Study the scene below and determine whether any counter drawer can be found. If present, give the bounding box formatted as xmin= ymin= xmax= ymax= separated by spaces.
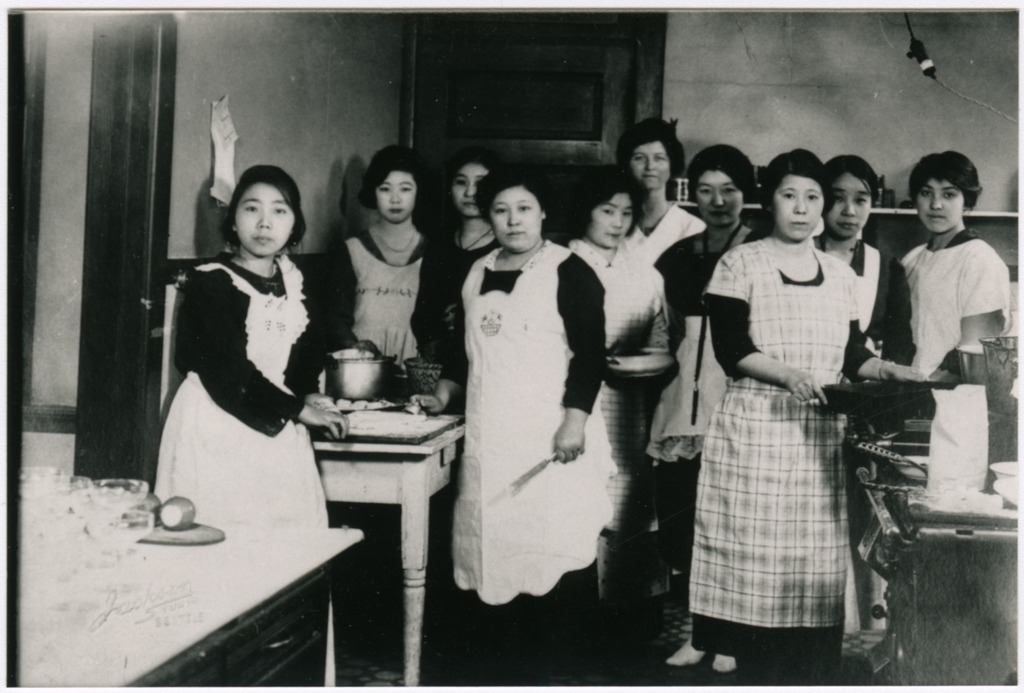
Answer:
xmin=132 ymin=566 xmax=330 ymax=687
xmin=225 ymin=568 xmax=330 ymax=686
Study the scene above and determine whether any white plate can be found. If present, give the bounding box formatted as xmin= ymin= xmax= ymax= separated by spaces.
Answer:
xmin=994 ymin=478 xmax=1019 ymax=507
xmin=606 ymin=353 xmax=674 ymax=378
xmin=990 ymin=462 xmax=1019 ymax=480
xmin=892 ymin=455 xmax=929 ymax=481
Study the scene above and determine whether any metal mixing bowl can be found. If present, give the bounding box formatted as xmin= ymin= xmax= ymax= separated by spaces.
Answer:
xmin=325 ymin=355 xmax=395 ymax=400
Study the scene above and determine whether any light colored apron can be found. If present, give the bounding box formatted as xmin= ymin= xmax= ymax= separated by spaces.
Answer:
xmin=453 ymin=242 xmax=615 ymax=605
xmin=569 ymin=240 xmax=669 ymax=601
xmin=156 ymin=257 xmax=327 ymax=530
xmin=856 ymin=243 xmax=881 ymax=353
xmin=347 ymin=237 xmax=421 ymax=365
xmin=623 ymin=205 xmax=705 ymax=267
xmin=690 ymin=244 xmax=854 ymax=628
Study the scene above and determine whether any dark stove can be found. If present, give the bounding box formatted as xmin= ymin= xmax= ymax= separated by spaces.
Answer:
xmin=829 ymin=380 xmax=1018 ymax=685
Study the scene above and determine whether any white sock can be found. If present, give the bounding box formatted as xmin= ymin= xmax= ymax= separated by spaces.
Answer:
xmin=666 ymin=641 xmax=705 ymax=666
xmin=711 ymin=654 xmax=736 ymax=673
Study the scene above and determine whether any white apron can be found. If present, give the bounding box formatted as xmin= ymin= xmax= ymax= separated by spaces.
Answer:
xmin=156 ymin=257 xmax=328 ymax=530
xmin=453 ymin=242 xmax=615 ymax=605
xmin=622 ymin=205 xmax=705 ymax=267
xmin=348 ymin=237 xmax=420 ymax=365
xmin=856 ymin=242 xmax=881 ymax=353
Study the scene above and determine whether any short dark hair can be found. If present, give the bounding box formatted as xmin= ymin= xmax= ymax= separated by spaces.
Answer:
xmin=357 ymin=145 xmax=429 ymax=209
xmin=475 ymin=165 xmax=550 ymax=220
xmin=569 ymin=166 xmax=643 ymax=238
xmin=823 ymin=155 xmax=879 ymax=213
xmin=687 ymin=144 xmax=756 ymax=201
xmin=221 ymin=165 xmax=306 ymax=247
xmin=443 ymin=146 xmax=502 ymax=229
xmin=908 ymin=151 xmax=982 ymax=208
xmin=759 ymin=149 xmax=828 ymax=210
xmin=446 ymin=146 xmax=502 ymax=183
xmin=616 ymin=118 xmax=686 ymax=178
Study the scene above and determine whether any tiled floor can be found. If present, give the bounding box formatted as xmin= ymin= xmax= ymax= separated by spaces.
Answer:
xmin=329 ymin=499 xmax=886 ymax=687
xmin=332 ymin=570 xmax=885 ymax=687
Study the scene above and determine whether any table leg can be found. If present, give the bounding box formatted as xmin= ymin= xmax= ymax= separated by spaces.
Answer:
xmin=400 ymin=457 xmax=433 ymax=686
xmin=402 ymin=567 xmax=426 ymax=687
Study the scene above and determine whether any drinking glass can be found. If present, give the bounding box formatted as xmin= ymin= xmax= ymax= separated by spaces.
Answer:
xmin=85 ymin=479 xmax=151 ymax=561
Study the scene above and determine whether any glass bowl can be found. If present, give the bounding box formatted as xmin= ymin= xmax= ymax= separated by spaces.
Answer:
xmin=91 ymin=478 xmax=149 ymax=513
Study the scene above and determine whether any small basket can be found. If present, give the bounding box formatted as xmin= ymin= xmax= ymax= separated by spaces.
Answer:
xmin=405 ymin=357 xmax=443 ymax=396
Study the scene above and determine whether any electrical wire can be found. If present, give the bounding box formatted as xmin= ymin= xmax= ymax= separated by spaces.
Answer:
xmin=933 ymin=76 xmax=1018 ymax=124
xmin=904 ymin=13 xmax=916 ymax=40
xmin=904 ymin=13 xmax=1018 ymax=125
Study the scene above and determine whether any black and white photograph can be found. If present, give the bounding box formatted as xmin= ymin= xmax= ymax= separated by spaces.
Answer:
xmin=8 ymin=4 xmax=1020 ymax=688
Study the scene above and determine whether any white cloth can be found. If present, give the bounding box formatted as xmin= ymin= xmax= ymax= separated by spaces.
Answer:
xmin=901 ymin=236 xmax=1011 ymax=376
xmin=647 ymin=227 xmax=754 ymax=461
xmin=857 ymin=243 xmax=881 ymax=335
xmin=156 ymin=258 xmax=327 ymax=530
xmin=347 ymin=237 xmax=421 ymax=366
xmin=622 ymin=205 xmax=705 ymax=267
xmin=453 ymin=242 xmax=615 ymax=605
xmin=568 ymin=240 xmax=668 ymax=354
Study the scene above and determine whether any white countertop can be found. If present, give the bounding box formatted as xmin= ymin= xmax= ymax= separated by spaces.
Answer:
xmin=17 ymin=525 xmax=363 ymax=687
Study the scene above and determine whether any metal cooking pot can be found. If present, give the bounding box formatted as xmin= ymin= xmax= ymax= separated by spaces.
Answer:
xmin=325 ymin=355 xmax=395 ymax=400
xmin=980 ymin=336 xmax=1018 ymax=414
xmin=957 ymin=345 xmax=987 ymax=385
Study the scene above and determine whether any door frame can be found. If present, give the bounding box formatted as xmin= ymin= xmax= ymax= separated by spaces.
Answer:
xmin=400 ymin=12 xmax=667 ymax=150
xmin=73 ymin=14 xmax=177 ymax=483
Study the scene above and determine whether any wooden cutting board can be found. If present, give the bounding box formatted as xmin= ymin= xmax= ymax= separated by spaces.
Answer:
xmin=343 ymin=411 xmax=462 ymax=445
xmin=139 ymin=523 xmax=226 ymax=546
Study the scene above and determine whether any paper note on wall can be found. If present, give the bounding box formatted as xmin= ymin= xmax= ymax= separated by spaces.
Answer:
xmin=210 ymin=95 xmax=239 ymax=206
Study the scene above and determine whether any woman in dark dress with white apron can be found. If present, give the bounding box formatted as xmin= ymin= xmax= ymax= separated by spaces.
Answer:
xmin=568 ymin=166 xmax=671 ymax=635
xmin=414 ymin=167 xmax=614 ymax=683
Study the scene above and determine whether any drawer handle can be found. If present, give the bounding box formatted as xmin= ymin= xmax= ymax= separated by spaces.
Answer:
xmin=263 ymin=635 xmax=296 ymax=650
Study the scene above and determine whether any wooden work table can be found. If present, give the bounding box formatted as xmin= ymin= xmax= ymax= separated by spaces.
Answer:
xmin=315 ymin=418 xmax=465 ymax=687
xmin=16 ymin=526 xmax=364 ymax=686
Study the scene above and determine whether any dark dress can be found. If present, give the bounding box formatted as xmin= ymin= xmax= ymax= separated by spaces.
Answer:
xmin=814 ymin=236 xmax=915 ymax=365
xmin=411 ymin=232 xmax=499 ymax=361
xmin=173 ymin=254 xmax=325 ymax=434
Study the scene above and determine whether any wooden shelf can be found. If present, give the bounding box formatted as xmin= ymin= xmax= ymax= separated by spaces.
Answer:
xmin=870 ymin=208 xmax=1019 ymax=219
xmin=675 ymin=201 xmax=1018 ymax=220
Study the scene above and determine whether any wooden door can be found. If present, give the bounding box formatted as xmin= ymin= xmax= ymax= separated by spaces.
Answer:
xmin=409 ymin=13 xmax=665 ymax=241
xmin=74 ymin=15 xmax=176 ymax=483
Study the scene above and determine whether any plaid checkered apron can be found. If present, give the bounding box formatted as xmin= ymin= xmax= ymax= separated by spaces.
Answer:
xmin=689 ymin=242 xmax=858 ymax=628
xmin=570 ymin=241 xmax=668 ymax=533
xmin=571 ymin=241 xmax=671 ymax=600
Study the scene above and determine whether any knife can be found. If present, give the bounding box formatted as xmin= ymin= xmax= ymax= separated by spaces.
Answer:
xmin=509 ymin=455 xmax=560 ymax=496
xmin=487 ymin=455 xmax=560 ymax=506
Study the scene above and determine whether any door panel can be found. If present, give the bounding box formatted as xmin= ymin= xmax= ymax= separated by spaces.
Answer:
xmin=74 ymin=15 xmax=176 ymax=483
xmin=411 ymin=13 xmax=665 ymax=240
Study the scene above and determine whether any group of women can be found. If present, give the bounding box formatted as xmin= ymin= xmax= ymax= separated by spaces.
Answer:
xmin=155 ymin=114 xmax=1013 ymax=685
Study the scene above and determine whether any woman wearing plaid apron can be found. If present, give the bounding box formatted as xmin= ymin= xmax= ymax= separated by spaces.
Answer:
xmin=689 ymin=150 xmax=923 ymax=685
